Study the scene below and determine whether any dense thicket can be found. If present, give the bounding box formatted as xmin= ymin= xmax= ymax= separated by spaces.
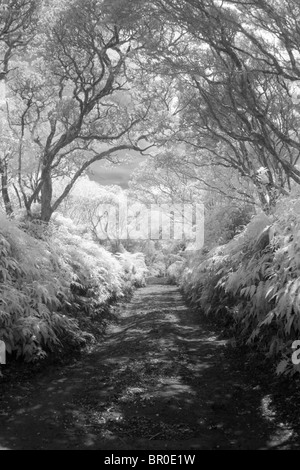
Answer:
xmin=0 ymin=210 xmax=147 ymax=361
xmin=168 ymin=188 xmax=300 ymax=376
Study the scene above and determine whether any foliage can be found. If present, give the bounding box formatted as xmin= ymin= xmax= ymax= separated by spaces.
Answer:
xmin=167 ymin=260 xmax=185 ymax=284
xmin=117 ymin=0 xmax=300 ymax=212
xmin=177 ymin=197 xmax=300 ymax=376
xmin=204 ymin=203 xmax=255 ymax=248
xmin=0 ymin=0 xmax=157 ymax=222
xmin=0 ymin=209 xmax=145 ymax=362
xmin=115 ymin=251 xmax=148 ymax=288
xmin=0 ymin=211 xmax=78 ymax=361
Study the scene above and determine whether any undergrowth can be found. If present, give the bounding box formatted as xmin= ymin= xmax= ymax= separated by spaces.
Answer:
xmin=177 ymin=190 xmax=300 ymax=376
xmin=0 ymin=212 xmax=147 ymax=363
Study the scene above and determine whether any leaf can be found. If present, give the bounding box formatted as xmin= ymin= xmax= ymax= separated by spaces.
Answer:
xmin=276 ymin=359 xmax=289 ymax=376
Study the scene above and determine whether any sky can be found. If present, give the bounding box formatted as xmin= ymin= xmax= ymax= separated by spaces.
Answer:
xmin=86 ymin=149 xmax=148 ymax=189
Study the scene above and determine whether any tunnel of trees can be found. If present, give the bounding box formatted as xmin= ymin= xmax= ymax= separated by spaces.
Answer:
xmin=1 ymin=0 xmax=300 ymax=377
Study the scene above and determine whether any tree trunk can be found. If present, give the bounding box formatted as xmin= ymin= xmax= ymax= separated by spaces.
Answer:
xmin=40 ymin=166 xmax=53 ymax=222
xmin=13 ymin=184 xmax=22 ymax=208
xmin=0 ymin=162 xmax=13 ymax=216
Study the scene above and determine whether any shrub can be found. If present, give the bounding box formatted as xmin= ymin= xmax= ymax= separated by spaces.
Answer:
xmin=0 ymin=211 xmax=140 ymax=362
xmin=177 ymin=205 xmax=300 ymax=376
xmin=0 ymin=212 xmax=80 ymax=361
xmin=167 ymin=260 xmax=185 ymax=284
xmin=115 ymin=251 xmax=148 ymax=287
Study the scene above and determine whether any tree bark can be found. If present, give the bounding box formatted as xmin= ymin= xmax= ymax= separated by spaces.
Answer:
xmin=0 ymin=161 xmax=13 ymax=216
xmin=40 ymin=165 xmax=53 ymax=222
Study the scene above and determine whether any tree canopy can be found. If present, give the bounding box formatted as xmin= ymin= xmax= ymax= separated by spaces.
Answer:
xmin=2 ymin=0 xmax=300 ymax=219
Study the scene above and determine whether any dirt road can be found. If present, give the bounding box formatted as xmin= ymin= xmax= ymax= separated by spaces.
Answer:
xmin=0 ymin=281 xmax=299 ymax=450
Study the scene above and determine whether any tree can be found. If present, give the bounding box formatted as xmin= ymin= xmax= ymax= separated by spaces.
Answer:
xmin=58 ymin=179 xmax=123 ymax=249
xmin=56 ymin=178 xmax=149 ymax=252
xmin=0 ymin=0 xmax=39 ymax=79
xmin=114 ymin=0 xmax=300 ymax=212
xmin=0 ymin=154 xmax=13 ymax=215
xmin=0 ymin=1 xmax=40 ymax=215
xmin=2 ymin=0 xmax=157 ymax=221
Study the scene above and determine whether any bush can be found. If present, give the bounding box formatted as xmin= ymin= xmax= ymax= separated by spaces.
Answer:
xmin=204 ymin=203 xmax=255 ymax=248
xmin=0 ymin=212 xmax=79 ymax=361
xmin=0 ymin=211 xmax=141 ymax=362
xmin=167 ymin=260 xmax=185 ymax=284
xmin=115 ymin=251 xmax=148 ymax=287
xmin=177 ymin=204 xmax=300 ymax=376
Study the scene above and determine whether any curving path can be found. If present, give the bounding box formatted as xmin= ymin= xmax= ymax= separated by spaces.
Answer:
xmin=0 ymin=281 xmax=299 ymax=450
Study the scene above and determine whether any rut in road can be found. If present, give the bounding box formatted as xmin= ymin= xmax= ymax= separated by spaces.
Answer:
xmin=0 ymin=281 xmax=298 ymax=449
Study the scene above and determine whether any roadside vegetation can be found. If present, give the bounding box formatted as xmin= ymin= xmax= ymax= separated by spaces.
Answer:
xmin=2 ymin=0 xmax=300 ymax=380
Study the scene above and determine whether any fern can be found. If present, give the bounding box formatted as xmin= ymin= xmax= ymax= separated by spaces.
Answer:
xmin=177 ymin=201 xmax=300 ymax=376
xmin=0 ymin=210 xmax=145 ymax=362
